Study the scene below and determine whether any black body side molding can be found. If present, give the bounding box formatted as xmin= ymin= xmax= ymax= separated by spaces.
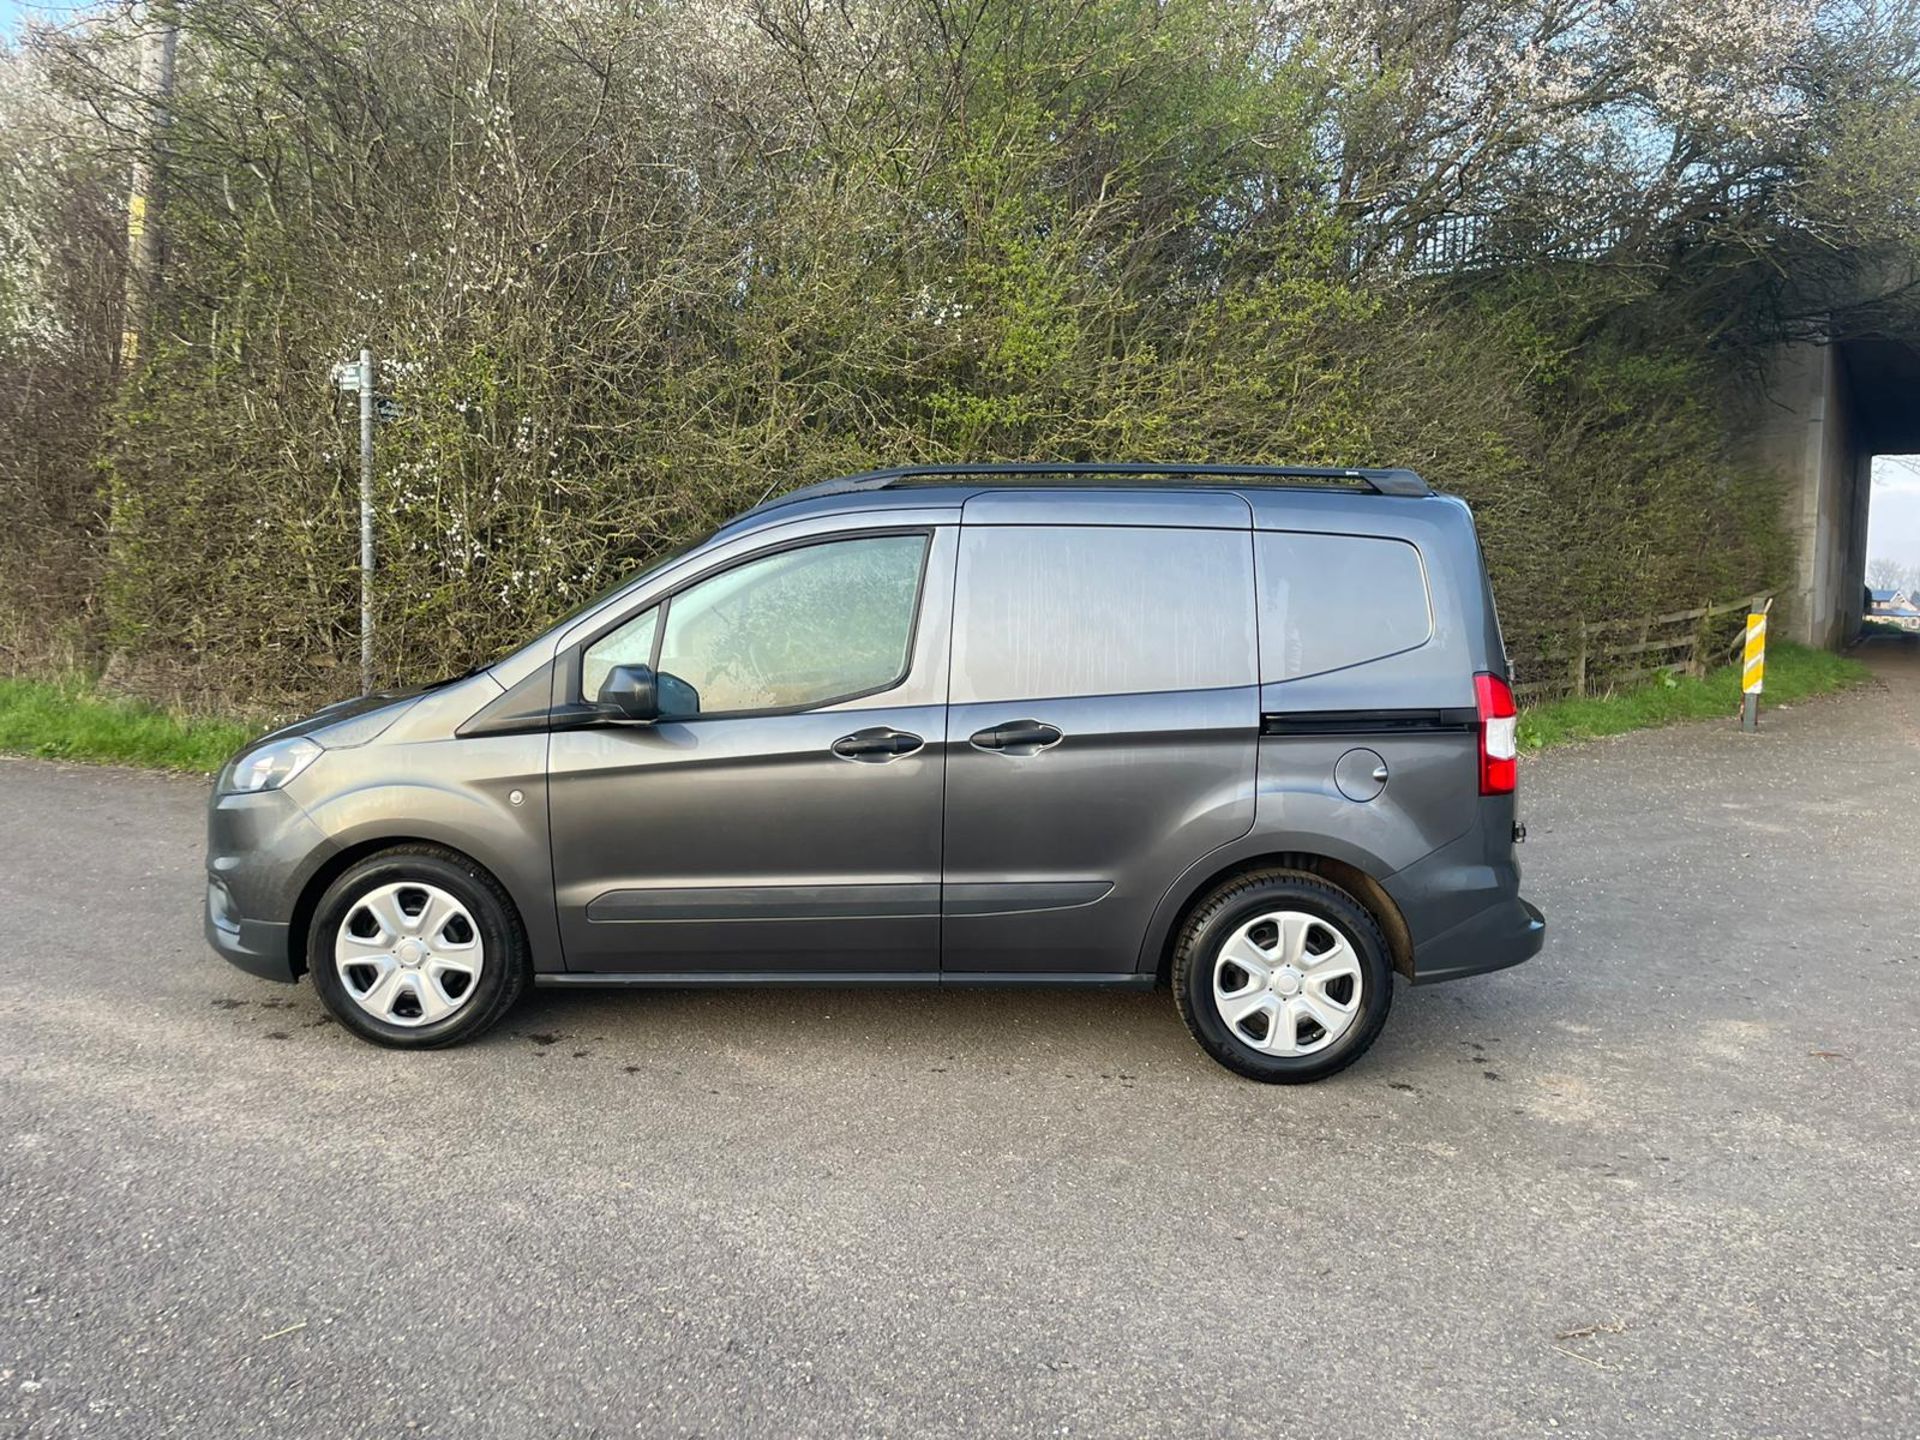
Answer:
xmin=1261 ymin=707 xmax=1478 ymax=737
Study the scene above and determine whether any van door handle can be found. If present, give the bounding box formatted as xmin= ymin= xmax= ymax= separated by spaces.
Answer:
xmin=831 ymin=727 xmax=923 ymax=762
xmin=969 ymin=720 xmax=1063 ymax=754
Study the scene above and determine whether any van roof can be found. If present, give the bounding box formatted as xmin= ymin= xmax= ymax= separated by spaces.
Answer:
xmin=742 ymin=463 xmax=1431 ymax=521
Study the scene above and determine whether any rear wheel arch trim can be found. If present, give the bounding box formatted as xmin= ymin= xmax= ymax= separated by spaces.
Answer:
xmin=1143 ymin=848 xmax=1414 ymax=984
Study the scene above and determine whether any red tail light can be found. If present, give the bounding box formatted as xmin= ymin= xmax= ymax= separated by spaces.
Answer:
xmin=1475 ymin=672 xmax=1518 ymax=796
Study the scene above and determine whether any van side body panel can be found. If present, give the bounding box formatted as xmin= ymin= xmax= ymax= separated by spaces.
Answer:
xmin=545 ymin=517 xmax=960 ymax=974
xmin=939 ymin=492 xmax=1261 ymax=974
xmin=941 ymin=686 xmax=1260 ymax=973
xmin=1127 ymin=487 xmax=1540 ymax=984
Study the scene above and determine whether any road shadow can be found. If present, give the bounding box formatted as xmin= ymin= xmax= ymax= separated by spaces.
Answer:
xmin=500 ymin=981 xmax=1201 ymax=1070
xmin=485 ymin=964 xmax=1572 ymax=1082
xmin=204 ymin=954 xmax=1580 ymax=1085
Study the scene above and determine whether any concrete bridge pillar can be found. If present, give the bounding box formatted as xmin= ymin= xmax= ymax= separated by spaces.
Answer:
xmin=1735 ymin=341 xmax=1869 ymax=648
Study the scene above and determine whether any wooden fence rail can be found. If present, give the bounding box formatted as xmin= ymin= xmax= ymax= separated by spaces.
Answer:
xmin=1506 ymin=591 xmax=1772 ymax=702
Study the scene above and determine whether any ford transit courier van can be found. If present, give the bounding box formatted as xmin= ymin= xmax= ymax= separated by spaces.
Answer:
xmin=206 ymin=464 xmax=1544 ymax=1083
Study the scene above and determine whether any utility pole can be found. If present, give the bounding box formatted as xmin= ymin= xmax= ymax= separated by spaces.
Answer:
xmin=120 ymin=0 xmax=180 ymax=370
xmin=358 ymin=348 xmax=377 ymax=694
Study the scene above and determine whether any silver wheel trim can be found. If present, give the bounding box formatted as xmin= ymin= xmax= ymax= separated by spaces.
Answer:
xmin=1212 ymin=909 xmax=1364 ymax=1057
xmin=333 ymin=880 xmax=484 ymax=1028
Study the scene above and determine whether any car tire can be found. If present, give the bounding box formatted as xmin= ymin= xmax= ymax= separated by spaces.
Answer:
xmin=1172 ymin=869 xmax=1394 ymax=1083
xmin=308 ymin=845 xmax=530 ymax=1049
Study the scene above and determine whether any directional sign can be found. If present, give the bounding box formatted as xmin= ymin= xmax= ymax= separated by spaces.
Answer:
xmin=331 ymin=358 xmax=402 ymax=419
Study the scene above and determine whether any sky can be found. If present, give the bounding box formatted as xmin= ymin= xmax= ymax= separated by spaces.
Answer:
xmin=1868 ymin=456 xmax=1920 ymax=572
xmin=0 ymin=2 xmax=93 ymax=36
xmin=1 ymin=2 xmax=49 ymax=35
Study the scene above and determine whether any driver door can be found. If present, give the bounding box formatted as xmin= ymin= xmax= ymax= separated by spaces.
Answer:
xmin=547 ymin=524 xmax=955 ymax=976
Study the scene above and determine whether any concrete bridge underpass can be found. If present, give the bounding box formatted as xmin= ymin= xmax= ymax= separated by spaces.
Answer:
xmin=1740 ymin=332 xmax=1920 ymax=648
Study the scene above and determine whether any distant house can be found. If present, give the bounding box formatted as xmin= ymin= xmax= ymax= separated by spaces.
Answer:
xmin=1868 ymin=588 xmax=1920 ymax=630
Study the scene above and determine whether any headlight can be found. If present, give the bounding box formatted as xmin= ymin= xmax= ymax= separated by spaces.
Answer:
xmin=221 ymin=736 xmax=323 ymax=794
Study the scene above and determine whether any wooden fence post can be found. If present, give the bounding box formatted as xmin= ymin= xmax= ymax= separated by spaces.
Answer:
xmin=1572 ymin=621 xmax=1588 ymax=698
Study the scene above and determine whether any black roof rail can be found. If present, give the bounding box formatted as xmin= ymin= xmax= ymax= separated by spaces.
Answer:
xmin=746 ymin=462 xmax=1431 ymax=517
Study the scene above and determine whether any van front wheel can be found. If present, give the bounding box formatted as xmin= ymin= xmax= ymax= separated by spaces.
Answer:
xmin=309 ymin=845 xmax=530 ymax=1049
xmin=1171 ymin=870 xmax=1394 ymax=1083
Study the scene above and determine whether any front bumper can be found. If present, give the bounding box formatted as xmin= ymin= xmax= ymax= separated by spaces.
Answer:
xmin=205 ymin=886 xmax=296 ymax=983
xmin=205 ymin=785 xmax=335 ymax=983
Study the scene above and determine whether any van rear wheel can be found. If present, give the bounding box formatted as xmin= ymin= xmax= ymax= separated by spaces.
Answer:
xmin=1172 ymin=870 xmax=1394 ymax=1083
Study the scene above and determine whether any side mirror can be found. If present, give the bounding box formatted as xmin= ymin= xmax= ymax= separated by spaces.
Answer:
xmin=596 ymin=663 xmax=700 ymax=722
xmin=598 ymin=663 xmax=660 ymax=721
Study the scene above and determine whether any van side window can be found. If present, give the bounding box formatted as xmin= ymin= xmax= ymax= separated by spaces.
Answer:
xmin=650 ymin=533 xmax=928 ymax=715
xmin=581 ymin=607 xmax=658 ymax=702
xmin=950 ymin=526 xmax=1257 ymax=704
xmin=1255 ymin=533 xmax=1432 ymax=682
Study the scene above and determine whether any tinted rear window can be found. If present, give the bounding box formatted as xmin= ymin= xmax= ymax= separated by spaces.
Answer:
xmin=1255 ymin=532 xmax=1432 ymax=682
xmin=951 ymin=526 xmax=1257 ymax=703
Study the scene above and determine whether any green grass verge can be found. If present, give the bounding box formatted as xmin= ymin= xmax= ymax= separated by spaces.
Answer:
xmin=1517 ymin=642 xmax=1869 ymax=753
xmin=0 ymin=677 xmax=256 ymax=773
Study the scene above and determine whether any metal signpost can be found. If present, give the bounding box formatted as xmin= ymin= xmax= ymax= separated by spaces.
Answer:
xmin=331 ymin=350 xmax=380 ymax=695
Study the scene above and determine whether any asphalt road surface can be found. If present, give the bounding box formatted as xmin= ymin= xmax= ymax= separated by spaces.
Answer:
xmin=4 ymin=650 xmax=1918 ymax=1439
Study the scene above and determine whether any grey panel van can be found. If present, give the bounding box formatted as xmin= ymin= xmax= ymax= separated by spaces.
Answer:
xmin=206 ymin=464 xmax=1544 ymax=1082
